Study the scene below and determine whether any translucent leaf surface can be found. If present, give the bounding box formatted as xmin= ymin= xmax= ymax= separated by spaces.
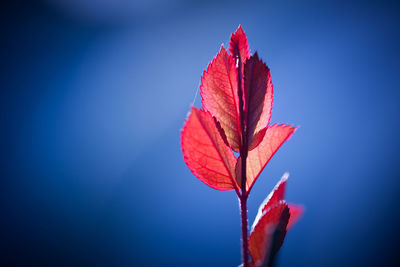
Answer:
xmin=244 ymin=53 xmax=273 ymax=150
xmin=229 ymin=25 xmax=250 ymax=67
xmin=181 ymin=107 xmax=238 ymax=190
xmin=200 ymin=47 xmax=241 ymax=151
xmin=249 ymin=202 xmax=289 ymax=264
xmin=237 ymin=124 xmax=297 ymax=191
xmin=254 ymin=173 xmax=304 ymax=230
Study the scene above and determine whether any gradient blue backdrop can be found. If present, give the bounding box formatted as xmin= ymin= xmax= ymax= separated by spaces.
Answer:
xmin=1 ymin=0 xmax=400 ymax=266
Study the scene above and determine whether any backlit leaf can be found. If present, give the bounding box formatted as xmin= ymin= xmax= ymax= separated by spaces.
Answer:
xmin=244 ymin=53 xmax=273 ymax=150
xmin=200 ymin=46 xmax=242 ymax=151
xmin=252 ymin=173 xmax=289 ymax=229
xmin=229 ymin=25 xmax=250 ymax=68
xmin=229 ymin=25 xmax=250 ymax=124
xmin=181 ymin=107 xmax=238 ymax=190
xmin=253 ymin=173 xmax=304 ymax=231
xmin=249 ymin=202 xmax=290 ymax=264
xmin=238 ymin=124 xmax=297 ymax=192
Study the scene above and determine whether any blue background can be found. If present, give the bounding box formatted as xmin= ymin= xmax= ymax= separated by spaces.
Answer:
xmin=1 ymin=0 xmax=400 ymax=266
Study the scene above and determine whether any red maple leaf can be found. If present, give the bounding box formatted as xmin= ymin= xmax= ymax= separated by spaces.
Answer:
xmin=181 ymin=25 xmax=303 ymax=267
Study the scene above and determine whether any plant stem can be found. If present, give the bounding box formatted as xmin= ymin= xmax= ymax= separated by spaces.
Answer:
xmin=239 ymin=134 xmax=249 ymax=266
xmin=240 ymin=194 xmax=249 ymax=267
xmin=236 ymin=51 xmax=249 ymax=267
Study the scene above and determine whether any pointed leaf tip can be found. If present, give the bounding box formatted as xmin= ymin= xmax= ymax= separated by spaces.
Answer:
xmin=181 ymin=107 xmax=239 ymax=191
xmin=252 ymin=173 xmax=289 ymax=230
xmin=229 ymin=25 xmax=250 ymax=65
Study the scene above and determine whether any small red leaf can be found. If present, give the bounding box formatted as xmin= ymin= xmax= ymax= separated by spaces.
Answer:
xmin=181 ymin=107 xmax=238 ymax=191
xmin=249 ymin=174 xmax=303 ymax=265
xmin=244 ymin=53 xmax=273 ymax=150
xmin=229 ymin=25 xmax=250 ymax=67
xmin=229 ymin=26 xmax=250 ymax=118
xmin=242 ymin=124 xmax=297 ymax=192
xmin=253 ymin=173 xmax=303 ymax=229
xmin=258 ymin=173 xmax=289 ymax=216
xmin=249 ymin=201 xmax=290 ymax=265
xmin=200 ymin=46 xmax=242 ymax=152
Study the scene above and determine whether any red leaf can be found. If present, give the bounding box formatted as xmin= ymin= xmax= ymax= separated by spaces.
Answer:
xmin=244 ymin=53 xmax=273 ymax=150
xmin=181 ymin=107 xmax=239 ymax=191
xmin=257 ymin=173 xmax=289 ymax=216
xmin=248 ymin=202 xmax=290 ymax=265
xmin=229 ymin=25 xmax=250 ymax=67
xmin=200 ymin=46 xmax=242 ymax=152
xmin=237 ymin=124 xmax=297 ymax=192
xmin=229 ymin=25 xmax=250 ymax=123
xmin=254 ymin=173 xmax=303 ymax=230
xmin=249 ymin=175 xmax=304 ymax=265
